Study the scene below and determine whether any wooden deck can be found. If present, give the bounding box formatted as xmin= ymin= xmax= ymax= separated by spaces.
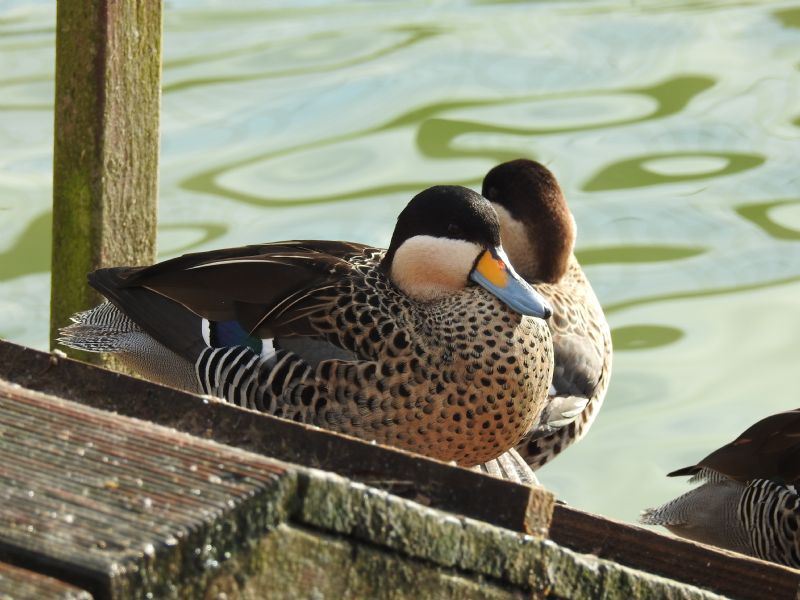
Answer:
xmin=1 ymin=339 xmax=798 ymax=599
xmin=1 ymin=381 xmax=295 ymax=598
xmin=0 ymin=562 xmax=91 ymax=600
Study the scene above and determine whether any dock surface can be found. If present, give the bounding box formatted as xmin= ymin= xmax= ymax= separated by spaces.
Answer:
xmin=1 ymin=339 xmax=797 ymax=599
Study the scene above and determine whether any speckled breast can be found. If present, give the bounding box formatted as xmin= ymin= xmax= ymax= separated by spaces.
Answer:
xmin=305 ymin=255 xmax=555 ymax=467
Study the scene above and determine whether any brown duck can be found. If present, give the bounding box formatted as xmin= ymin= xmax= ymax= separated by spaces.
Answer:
xmin=60 ymin=185 xmax=554 ymax=467
xmin=481 ymin=159 xmax=612 ymax=469
xmin=642 ymin=408 xmax=800 ymax=568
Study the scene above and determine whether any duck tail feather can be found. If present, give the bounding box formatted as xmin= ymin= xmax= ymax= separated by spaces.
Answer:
xmin=86 ymin=267 xmax=208 ymax=362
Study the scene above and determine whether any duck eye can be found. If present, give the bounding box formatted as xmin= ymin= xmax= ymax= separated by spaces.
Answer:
xmin=447 ymin=223 xmax=463 ymax=238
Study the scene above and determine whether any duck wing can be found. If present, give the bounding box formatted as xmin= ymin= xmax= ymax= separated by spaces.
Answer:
xmin=544 ymin=278 xmax=606 ymax=400
xmin=550 ymin=331 xmax=603 ymax=399
xmin=668 ymin=409 xmax=800 ymax=484
xmin=523 ymin=270 xmax=606 ymax=439
xmin=89 ymin=240 xmax=376 ymax=358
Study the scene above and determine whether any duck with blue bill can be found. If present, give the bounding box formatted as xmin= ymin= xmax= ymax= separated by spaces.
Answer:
xmin=61 ymin=185 xmax=555 ymax=467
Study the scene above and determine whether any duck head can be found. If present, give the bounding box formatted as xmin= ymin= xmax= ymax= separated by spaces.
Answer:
xmin=482 ymin=159 xmax=576 ymax=284
xmin=381 ymin=185 xmax=552 ymax=319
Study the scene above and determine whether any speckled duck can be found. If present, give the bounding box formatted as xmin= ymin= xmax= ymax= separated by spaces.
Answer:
xmin=60 ymin=185 xmax=554 ymax=467
xmin=481 ymin=159 xmax=612 ymax=469
xmin=642 ymin=408 xmax=800 ymax=568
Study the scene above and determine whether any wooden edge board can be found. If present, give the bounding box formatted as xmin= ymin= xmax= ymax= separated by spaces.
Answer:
xmin=0 ymin=379 xmax=294 ymax=599
xmin=0 ymin=387 xmax=724 ymax=600
xmin=7 ymin=340 xmax=793 ymax=597
xmin=0 ymin=339 xmax=553 ymax=536
xmin=550 ymin=504 xmax=800 ymax=600
xmin=0 ymin=561 xmax=91 ymax=600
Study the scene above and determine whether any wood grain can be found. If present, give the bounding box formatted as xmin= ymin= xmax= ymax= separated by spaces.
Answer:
xmin=550 ymin=504 xmax=800 ymax=600
xmin=0 ymin=339 xmax=555 ymax=537
xmin=0 ymin=561 xmax=91 ymax=600
xmin=0 ymin=379 xmax=291 ymax=598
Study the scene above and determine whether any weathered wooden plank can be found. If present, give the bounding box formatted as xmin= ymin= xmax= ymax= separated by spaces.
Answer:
xmin=550 ymin=504 xmax=800 ymax=600
xmin=0 ymin=561 xmax=91 ymax=600
xmin=0 ymin=380 xmax=295 ymax=599
xmin=0 ymin=380 xmax=714 ymax=600
xmin=0 ymin=340 xmax=555 ymax=536
xmin=50 ymin=0 xmax=162 ymax=358
xmin=221 ymin=523 xmax=527 ymax=600
xmin=0 ymin=340 xmax=779 ymax=599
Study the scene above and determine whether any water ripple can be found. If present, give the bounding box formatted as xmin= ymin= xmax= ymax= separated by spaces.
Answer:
xmin=181 ymin=76 xmax=714 ymax=206
xmin=0 ymin=211 xmax=49 ymax=282
xmin=774 ymin=7 xmax=800 ymax=29
xmin=164 ymin=26 xmax=441 ymax=93
xmin=415 ymin=76 xmax=714 ymax=143
xmin=576 ymin=245 xmax=706 ymax=265
xmin=583 ymin=151 xmax=765 ymax=191
xmin=604 ymin=272 xmax=800 ymax=315
xmin=612 ymin=325 xmax=684 ymax=351
xmin=0 ymin=212 xmax=229 ymax=281
xmin=736 ymin=199 xmax=800 ymax=241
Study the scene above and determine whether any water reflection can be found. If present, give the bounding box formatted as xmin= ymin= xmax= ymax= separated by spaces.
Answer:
xmin=583 ymin=152 xmax=765 ymax=191
xmin=3 ymin=0 xmax=800 ymax=526
xmin=158 ymin=222 xmax=229 ymax=256
xmin=414 ymin=76 xmax=714 ymax=142
xmin=736 ymin=199 xmax=800 ymax=241
xmin=612 ymin=324 xmax=684 ymax=351
xmin=774 ymin=7 xmax=800 ymax=29
xmin=0 ymin=75 xmax=52 ymax=110
xmin=164 ymin=26 xmax=441 ymax=93
xmin=576 ymin=245 xmax=705 ymax=266
xmin=0 ymin=211 xmax=49 ymax=281
xmin=604 ymin=273 xmax=800 ymax=315
xmin=182 ymin=76 xmax=714 ymax=207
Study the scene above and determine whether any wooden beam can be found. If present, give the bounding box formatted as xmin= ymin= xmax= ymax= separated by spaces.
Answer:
xmin=0 ymin=379 xmax=293 ymax=598
xmin=0 ymin=562 xmax=91 ymax=600
xmin=0 ymin=340 xmax=555 ymax=537
xmin=2 ymin=340 xmax=796 ymax=598
xmin=549 ymin=504 xmax=800 ymax=600
xmin=50 ymin=0 xmax=162 ymax=359
xmin=0 ymin=377 xmax=719 ymax=600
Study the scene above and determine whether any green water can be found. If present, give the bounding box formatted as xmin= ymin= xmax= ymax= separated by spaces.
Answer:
xmin=2 ymin=0 xmax=800 ymax=524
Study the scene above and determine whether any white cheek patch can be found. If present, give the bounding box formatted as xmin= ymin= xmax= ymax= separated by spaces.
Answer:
xmin=391 ymin=235 xmax=481 ymax=301
xmin=492 ymin=204 xmax=538 ymax=280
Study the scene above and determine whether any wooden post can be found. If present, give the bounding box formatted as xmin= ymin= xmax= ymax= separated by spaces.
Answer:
xmin=50 ymin=0 xmax=162 ymax=361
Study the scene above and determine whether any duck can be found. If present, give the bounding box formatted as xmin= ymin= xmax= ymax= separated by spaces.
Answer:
xmin=641 ymin=409 xmax=800 ymax=568
xmin=60 ymin=185 xmax=554 ymax=467
xmin=480 ymin=159 xmax=612 ymax=469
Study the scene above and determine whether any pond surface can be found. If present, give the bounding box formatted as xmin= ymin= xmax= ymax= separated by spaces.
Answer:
xmin=2 ymin=0 xmax=800 ymax=524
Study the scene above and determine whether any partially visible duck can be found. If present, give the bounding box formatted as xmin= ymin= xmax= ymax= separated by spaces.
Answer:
xmin=480 ymin=159 xmax=612 ymax=469
xmin=641 ymin=409 xmax=800 ymax=568
xmin=60 ymin=185 xmax=554 ymax=467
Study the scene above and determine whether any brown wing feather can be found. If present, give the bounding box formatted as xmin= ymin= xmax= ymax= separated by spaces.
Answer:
xmin=537 ymin=263 xmax=606 ymax=399
xmin=121 ymin=240 xmax=374 ymax=338
xmin=668 ymin=409 xmax=800 ymax=484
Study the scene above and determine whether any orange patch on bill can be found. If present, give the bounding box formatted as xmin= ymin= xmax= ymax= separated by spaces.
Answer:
xmin=475 ymin=250 xmax=509 ymax=288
